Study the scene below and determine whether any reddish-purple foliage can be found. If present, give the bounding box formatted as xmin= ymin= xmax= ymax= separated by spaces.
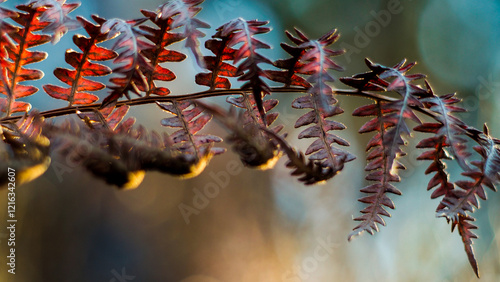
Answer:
xmin=289 ymin=28 xmax=354 ymax=177
xmin=43 ymin=15 xmax=117 ymax=106
xmin=1 ymin=0 xmax=500 ymax=277
xmin=454 ymin=215 xmax=480 ymax=277
xmin=195 ymin=34 xmax=238 ymax=90
xmin=414 ymin=89 xmax=469 ymax=209
xmin=216 ymin=18 xmax=273 ymax=119
xmin=100 ymin=18 xmax=153 ymax=107
xmin=345 ymin=59 xmax=430 ymax=240
xmin=437 ymin=126 xmax=499 ymax=221
xmin=0 ymin=1 xmax=79 ymax=116
xmin=266 ymin=28 xmax=312 ymax=88
xmin=156 ymin=0 xmax=209 ymax=67
xmin=140 ymin=9 xmax=186 ymax=96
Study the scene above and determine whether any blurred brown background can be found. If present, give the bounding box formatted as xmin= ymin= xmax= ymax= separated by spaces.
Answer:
xmin=1 ymin=0 xmax=500 ymax=281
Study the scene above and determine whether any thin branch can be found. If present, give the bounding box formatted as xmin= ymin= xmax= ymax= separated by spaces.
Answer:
xmin=0 ymin=87 xmax=440 ymax=123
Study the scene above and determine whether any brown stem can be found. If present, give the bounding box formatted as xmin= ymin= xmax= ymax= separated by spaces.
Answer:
xmin=0 ymin=87 xmax=439 ymax=123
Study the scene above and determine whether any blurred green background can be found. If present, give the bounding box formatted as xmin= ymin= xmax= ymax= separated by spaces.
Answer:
xmin=1 ymin=0 xmax=500 ymax=281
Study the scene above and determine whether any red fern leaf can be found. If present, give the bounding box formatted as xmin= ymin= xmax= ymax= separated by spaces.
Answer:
xmin=0 ymin=1 xmax=79 ymax=116
xmin=290 ymin=29 xmax=354 ymax=173
xmin=347 ymin=59 xmax=430 ymax=240
xmin=416 ymin=90 xmax=491 ymax=277
xmin=437 ymin=126 xmax=499 ymax=221
xmin=0 ymin=8 xmax=18 ymax=59
xmin=265 ymin=28 xmax=313 ymax=88
xmin=139 ymin=9 xmax=187 ymax=96
xmin=217 ymin=18 xmax=272 ymax=119
xmin=414 ymin=86 xmax=470 ymax=211
xmin=156 ymin=0 xmax=210 ymax=67
xmin=195 ymin=34 xmax=238 ymax=90
xmin=100 ymin=18 xmax=153 ymax=107
xmin=414 ymin=127 xmax=455 ymax=206
xmin=418 ymin=88 xmax=470 ymax=170
xmin=43 ymin=15 xmax=117 ymax=106
xmin=348 ymin=100 xmax=403 ymax=240
xmin=0 ymin=4 xmax=50 ymax=116
xmin=452 ymin=215 xmax=480 ymax=278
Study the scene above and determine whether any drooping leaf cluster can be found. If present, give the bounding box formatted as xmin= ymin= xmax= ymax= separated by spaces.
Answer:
xmin=340 ymin=59 xmax=499 ymax=277
xmin=1 ymin=0 xmax=499 ymax=277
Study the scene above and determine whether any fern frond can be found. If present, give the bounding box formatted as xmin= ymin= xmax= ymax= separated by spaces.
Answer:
xmin=437 ymin=125 xmax=499 ymax=221
xmin=452 ymin=215 xmax=480 ymax=278
xmin=348 ymin=100 xmax=403 ymax=240
xmin=43 ymin=15 xmax=117 ymax=106
xmin=418 ymin=87 xmax=470 ymax=170
xmin=0 ymin=3 xmax=51 ymax=116
xmin=347 ymin=59 xmax=429 ymax=240
xmin=266 ymin=28 xmax=312 ymax=88
xmin=290 ymin=28 xmax=354 ymax=175
xmin=100 ymin=18 xmax=153 ymax=107
xmin=414 ymin=86 xmax=469 ymax=209
xmin=139 ymin=9 xmax=186 ymax=96
xmin=156 ymin=0 xmax=209 ymax=67
xmin=217 ymin=18 xmax=272 ymax=119
xmin=262 ymin=127 xmax=339 ymax=184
